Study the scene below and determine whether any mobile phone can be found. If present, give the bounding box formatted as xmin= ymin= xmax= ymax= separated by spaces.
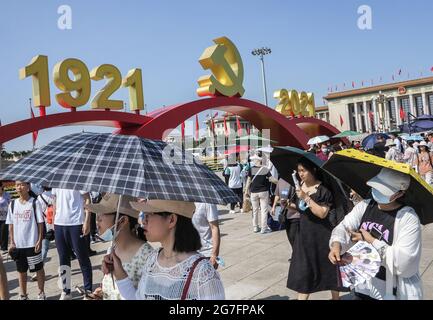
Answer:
xmin=370 ymin=226 xmax=383 ymax=241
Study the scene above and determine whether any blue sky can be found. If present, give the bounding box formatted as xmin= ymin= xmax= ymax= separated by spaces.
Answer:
xmin=1 ymin=0 xmax=433 ymax=150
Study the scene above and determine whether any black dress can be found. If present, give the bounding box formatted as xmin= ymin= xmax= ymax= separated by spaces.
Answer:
xmin=286 ymin=184 xmax=347 ymax=294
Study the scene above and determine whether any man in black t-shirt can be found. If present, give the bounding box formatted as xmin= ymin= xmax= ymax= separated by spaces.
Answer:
xmin=246 ymin=156 xmax=277 ymax=234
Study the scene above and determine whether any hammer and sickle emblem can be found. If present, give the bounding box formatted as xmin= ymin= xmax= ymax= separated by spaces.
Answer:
xmin=197 ymin=36 xmax=245 ymax=98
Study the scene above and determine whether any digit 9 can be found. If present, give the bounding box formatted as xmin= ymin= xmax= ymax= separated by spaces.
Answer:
xmin=53 ymin=58 xmax=91 ymax=109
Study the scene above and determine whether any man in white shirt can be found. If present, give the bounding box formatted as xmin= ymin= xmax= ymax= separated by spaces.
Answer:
xmin=192 ymin=203 xmax=221 ymax=269
xmin=52 ymin=188 xmax=91 ymax=300
xmin=227 ymin=158 xmax=243 ymax=214
xmin=389 ymin=134 xmax=401 ymax=153
xmin=6 ymin=181 xmax=45 ymax=300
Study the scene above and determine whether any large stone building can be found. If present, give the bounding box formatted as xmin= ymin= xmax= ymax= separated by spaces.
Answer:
xmin=324 ymin=76 xmax=433 ymax=133
xmin=204 ymin=113 xmax=258 ymax=137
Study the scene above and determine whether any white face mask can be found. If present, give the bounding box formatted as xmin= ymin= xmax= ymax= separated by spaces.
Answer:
xmin=371 ymin=188 xmax=393 ymax=204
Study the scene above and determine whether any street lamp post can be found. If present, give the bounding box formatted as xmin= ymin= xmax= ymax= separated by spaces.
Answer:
xmin=252 ymin=47 xmax=271 ymax=106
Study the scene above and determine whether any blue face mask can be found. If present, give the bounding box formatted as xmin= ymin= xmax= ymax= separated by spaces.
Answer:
xmin=98 ymin=226 xmax=114 ymax=242
xmin=371 ymin=188 xmax=393 ymax=205
xmin=98 ymin=216 xmax=126 ymax=242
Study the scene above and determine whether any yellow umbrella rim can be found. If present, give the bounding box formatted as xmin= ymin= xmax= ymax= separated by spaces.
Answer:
xmin=334 ymin=149 xmax=433 ymax=195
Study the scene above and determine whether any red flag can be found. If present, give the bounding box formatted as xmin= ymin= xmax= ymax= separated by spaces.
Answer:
xmin=430 ymin=67 xmax=433 ymax=72
xmin=195 ymin=115 xmax=199 ymax=140
xmin=223 ymin=116 xmax=228 ymax=137
xmin=339 ymin=115 xmax=344 ymax=126
xmin=211 ymin=118 xmax=215 ymax=135
xmin=181 ymin=122 xmax=185 ymax=141
xmin=399 ymin=105 xmax=406 ymax=121
xmin=236 ymin=116 xmax=242 ymax=136
xmin=30 ymin=107 xmax=38 ymax=147
xmin=369 ymin=111 xmax=374 ymax=123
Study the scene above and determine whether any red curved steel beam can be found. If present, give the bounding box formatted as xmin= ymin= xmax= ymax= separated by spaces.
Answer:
xmin=0 ymin=98 xmax=340 ymax=150
xmin=124 ymin=97 xmax=340 ymax=149
xmin=0 ymin=111 xmax=152 ymax=144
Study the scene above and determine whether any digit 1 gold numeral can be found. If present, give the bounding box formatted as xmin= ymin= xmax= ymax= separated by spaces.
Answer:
xmin=19 ymin=55 xmax=51 ymax=107
xmin=53 ymin=58 xmax=91 ymax=109
xmin=90 ymin=64 xmax=123 ymax=110
xmin=122 ymin=68 xmax=144 ymax=111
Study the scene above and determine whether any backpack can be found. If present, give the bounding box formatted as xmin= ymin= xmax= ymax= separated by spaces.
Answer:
xmin=39 ymin=194 xmax=54 ymax=225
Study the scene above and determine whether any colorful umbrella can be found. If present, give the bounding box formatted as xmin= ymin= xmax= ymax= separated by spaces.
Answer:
xmin=323 ymin=149 xmax=433 ymax=225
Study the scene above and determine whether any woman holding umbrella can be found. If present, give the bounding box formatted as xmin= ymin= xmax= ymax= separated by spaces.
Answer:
xmin=103 ymin=199 xmax=225 ymax=300
xmin=286 ymin=159 xmax=347 ymax=300
xmin=328 ymin=168 xmax=422 ymax=300
xmin=84 ymin=194 xmax=153 ymax=300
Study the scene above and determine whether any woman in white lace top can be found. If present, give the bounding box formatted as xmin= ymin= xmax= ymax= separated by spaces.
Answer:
xmin=86 ymin=194 xmax=153 ymax=300
xmin=103 ymin=200 xmax=225 ymax=300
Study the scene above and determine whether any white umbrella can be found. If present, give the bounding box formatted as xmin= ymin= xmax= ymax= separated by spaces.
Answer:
xmin=256 ymin=146 xmax=274 ymax=153
xmin=307 ymin=135 xmax=330 ymax=145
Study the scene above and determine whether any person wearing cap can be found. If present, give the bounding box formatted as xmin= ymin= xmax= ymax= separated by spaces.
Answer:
xmin=415 ymin=141 xmax=433 ymax=186
xmin=85 ymin=194 xmax=153 ymax=300
xmin=385 ymin=139 xmax=403 ymax=163
xmin=328 ymin=168 xmax=423 ymax=300
xmin=245 ymin=155 xmax=278 ymax=234
xmin=103 ymin=199 xmax=225 ymax=300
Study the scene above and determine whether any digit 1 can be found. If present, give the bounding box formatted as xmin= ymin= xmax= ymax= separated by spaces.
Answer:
xmin=19 ymin=55 xmax=51 ymax=108
xmin=122 ymin=68 xmax=144 ymax=112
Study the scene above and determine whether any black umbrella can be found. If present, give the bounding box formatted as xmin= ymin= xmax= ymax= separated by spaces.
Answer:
xmin=0 ymin=132 xmax=238 ymax=205
xmin=270 ymin=146 xmax=353 ymax=226
xmin=323 ymin=149 xmax=433 ymax=225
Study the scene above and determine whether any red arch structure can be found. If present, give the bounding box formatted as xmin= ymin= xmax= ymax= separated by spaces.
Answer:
xmin=0 ymin=97 xmax=339 ymax=149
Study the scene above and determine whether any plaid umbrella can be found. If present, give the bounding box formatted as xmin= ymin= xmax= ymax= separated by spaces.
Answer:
xmin=0 ymin=132 xmax=238 ymax=205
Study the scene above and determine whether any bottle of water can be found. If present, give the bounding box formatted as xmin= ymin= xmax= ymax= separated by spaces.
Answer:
xmin=216 ymin=256 xmax=225 ymax=267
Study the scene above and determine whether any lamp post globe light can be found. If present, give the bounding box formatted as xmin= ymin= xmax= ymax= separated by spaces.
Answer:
xmin=251 ymin=47 xmax=271 ymax=106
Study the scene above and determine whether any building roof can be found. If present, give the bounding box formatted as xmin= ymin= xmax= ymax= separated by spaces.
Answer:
xmin=324 ymin=76 xmax=433 ymax=100
xmin=315 ymin=105 xmax=328 ymax=112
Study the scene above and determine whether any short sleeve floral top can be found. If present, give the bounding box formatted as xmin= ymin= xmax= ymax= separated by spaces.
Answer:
xmin=102 ymin=242 xmax=153 ymax=300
